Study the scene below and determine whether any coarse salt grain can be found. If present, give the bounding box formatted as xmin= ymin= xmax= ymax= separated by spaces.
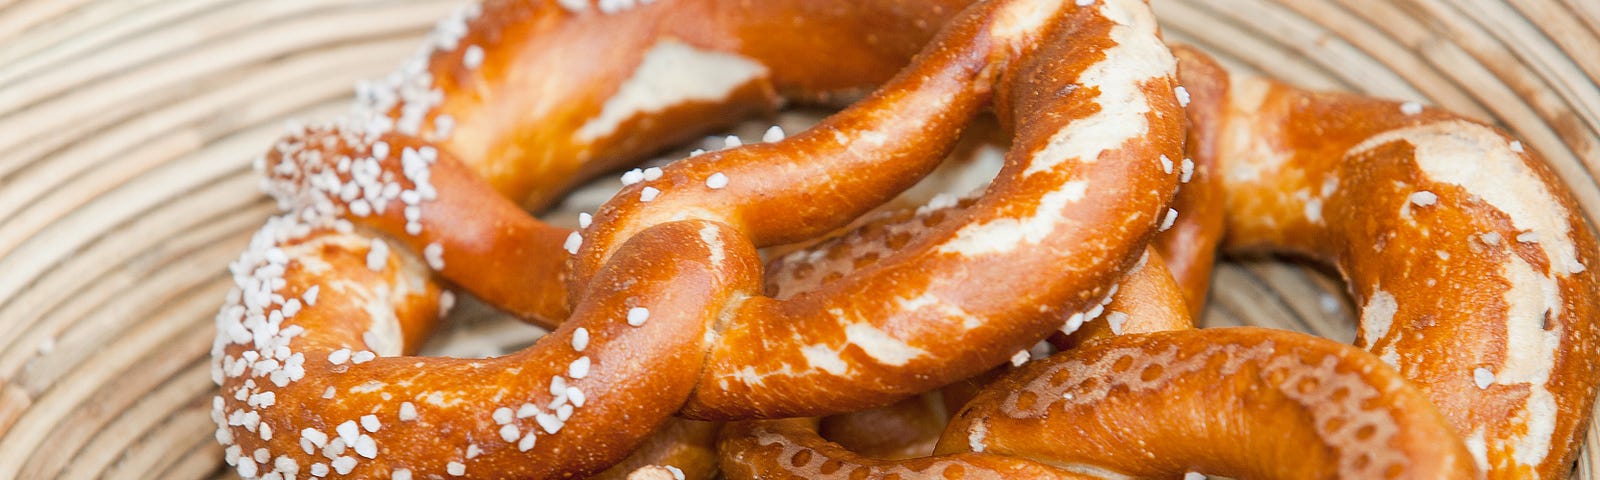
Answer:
xmin=572 ymin=328 xmax=589 ymax=351
xmin=763 ymin=125 xmax=785 ymax=142
xmin=569 ymin=356 xmax=591 ymax=379
xmin=1474 ymin=368 xmax=1495 ymax=389
xmin=1409 ymin=190 xmax=1438 ymax=207
xmin=705 ymin=172 xmax=729 ymax=189
xmin=564 ymin=232 xmax=583 ymax=254
xmin=424 ymin=243 xmax=445 ymax=270
xmin=1009 ymin=350 xmax=1030 ymax=367
xmin=627 ymin=307 xmax=650 ymax=326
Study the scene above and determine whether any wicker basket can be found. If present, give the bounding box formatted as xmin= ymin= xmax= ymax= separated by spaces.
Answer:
xmin=1 ymin=0 xmax=1596 ymax=478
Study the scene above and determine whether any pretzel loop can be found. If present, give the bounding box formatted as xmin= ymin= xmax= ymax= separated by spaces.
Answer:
xmin=578 ymin=0 xmax=1183 ymax=419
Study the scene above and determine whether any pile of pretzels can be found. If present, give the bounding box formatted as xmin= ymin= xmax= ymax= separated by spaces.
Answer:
xmin=210 ymin=0 xmax=1600 ymax=478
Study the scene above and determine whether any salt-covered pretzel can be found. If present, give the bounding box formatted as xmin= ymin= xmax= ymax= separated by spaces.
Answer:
xmin=575 ymin=0 xmax=1184 ymax=419
xmin=1183 ymin=45 xmax=1600 ymax=478
xmin=214 ymin=216 xmax=762 ymax=479
xmin=256 ymin=0 xmax=973 ymax=326
xmin=214 ymin=0 xmax=1182 ymax=477
xmin=730 ymin=247 xmax=1195 ymax=473
xmin=852 ymin=46 xmax=1598 ymax=478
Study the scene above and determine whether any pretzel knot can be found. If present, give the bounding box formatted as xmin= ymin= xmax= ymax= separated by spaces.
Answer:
xmin=211 ymin=0 xmax=1600 ymax=478
xmin=718 ymin=46 xmax=1600 ymax=480
xmin=211 ymin=0 xmax=1183 ymax=478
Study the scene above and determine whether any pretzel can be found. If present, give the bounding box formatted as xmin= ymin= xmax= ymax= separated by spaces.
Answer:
xmin=1182 ymin=48 xmax=1600 ymax=478
xmin=213 ymin=0 xmax=1183 ymax=478
xmin=255 ymin=0 xmax=972 ymax=327
xmin=722 ymin=46 xmax=1600 ymax=479
xmin=574 ymin=0 xmax=1182 ymax=420
xmin=722 ymin=255 xmax=1477 ymax=478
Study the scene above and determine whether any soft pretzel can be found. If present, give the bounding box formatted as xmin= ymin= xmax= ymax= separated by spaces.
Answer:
xmin=719 ymin=44 xmax=1600 ymax=479
xmin=936 ymin=327 xmax=1479 ymax=479
xmin=222 ymin=0 xmax=976 ymax=477
xmin=574 ymin=0 xmax=1183 ymax=419
xmin=256 ymin=0 xmax=972 ymax=327
xmin=1168 ymin=44 xmax=1600 ymax=478
xmin=215 ymin=0 xmax=1183 ymax=478
xmin=723 ymin=324 xmax=1481 ymax=479
xmin=722 ymin=256 xmax=1476 ymax=478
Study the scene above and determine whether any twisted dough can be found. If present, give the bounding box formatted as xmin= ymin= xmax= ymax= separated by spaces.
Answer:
xmin=215 ymin=0 xmax=1182 ymax=477
xmin=723 ymin=255 xmax=1476 ymax=478
xmin=1182 ymin=45 xmax=1600 ymax=478
xmin=258 ymin=0 xmax=970 ymax=326
xmin=575 ymin=0 xmax=1183 ymax=419
xmin=720 ymin=45 xmax=1600 ymax=480
xmin=216 ymin=0 xmax=1600 ymax=476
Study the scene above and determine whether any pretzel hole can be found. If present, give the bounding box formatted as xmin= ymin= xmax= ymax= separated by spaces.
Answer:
xmin=1077 ymin=376 xmax=1101 ymax=394
xmin=1140 ymin=363 xmax=1165 ymax=382
xmin=1329 ymin=386 xmax=1350 ymax=403
xmin=1354 ymin=423 xmax=1377 ymax=441
xmin=1263 ymin=367 xmax=1289 ymax=388
xmin=1013 ymin=390 xmax=1040 ymax=412
xmin=791 ymin=448 xmax=813 ymax=467
xmin=849 ymin=467 xmax=871 ymax=480
xmin=1111 ymin=355 xmax=1136 ymax=373
xmin=886 ymin=232 xmax=914 ymax=250
xmin=1050 ymin=368 xmax=1076 ymax=386
xmin=1296 ymin=376 xmax=1320 ymax=395
xmin=1323 ymin=416 xmax=1347 ymax=433
xmin=793 ymin=263 xmax=815 ymax=279
xmin=853 ymin=252 xmax=881 ymax=269
xmin=941 ymin=464 xmax=966 ymax=478
xmin=1351 ymin=453 xmax=1371 ymax=471
xmin=819 ymin=459 xmax=845 ymax=475
xmin=1384 ymin=463 xmax=1406 ymax=478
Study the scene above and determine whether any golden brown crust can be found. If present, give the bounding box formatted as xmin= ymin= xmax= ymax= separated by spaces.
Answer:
xmin=940 ymin=327 xmax=1480 ymax=479
xmin=1157 ymin=45 xmax=1229 ymax=317
xmin=578 ymin=0 xmax=1184 ymax=420
xmin=718 ymin=419 xmax=1087 ymax=479
xmin=217 ymin=0 xmax=1600 ymax=477
xmin=817 ymin=393 xmax=948 ymax=461
xmin=1200 ymin=59 xmax=1600 ymax=479
xmin=220 ymin=0 xmax=1183 ymax=477
xmin=592 ymin=419 xmax=719 ymax=480
xmin=1052 ymin=248 xmax=1194 ymax=351
xmin=215 ymin=220 xmax=764 ymax=479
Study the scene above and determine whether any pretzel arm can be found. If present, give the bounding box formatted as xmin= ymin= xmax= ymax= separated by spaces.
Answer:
xmin=572 ymin=0 xmax=1184 ymax=420
xmin=259 ymin=0 xmax=977 ymax=325
xmin=213 ymin=219 xmax=763 ymax=479
xmin=1204 ymin=67 xmax=1600 ymax=478
xmin=936 ymin=327 xmax=1478 ymax=479
xmin=1154 ymin=45 xmax=1229 ymax=315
